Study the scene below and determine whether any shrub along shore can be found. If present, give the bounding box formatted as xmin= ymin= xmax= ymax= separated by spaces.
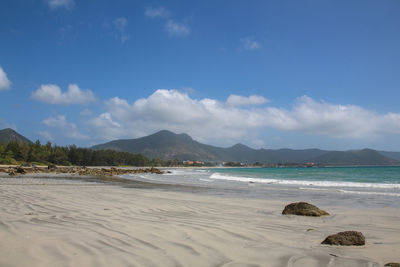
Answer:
xmin=0 ymin=141 xmax=171 ymax=167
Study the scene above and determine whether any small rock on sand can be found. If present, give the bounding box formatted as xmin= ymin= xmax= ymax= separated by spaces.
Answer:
xmin=282 ymin=202 xmax=329 ymax=216
xmin=321 ymin=231 xmax=365 ymax=246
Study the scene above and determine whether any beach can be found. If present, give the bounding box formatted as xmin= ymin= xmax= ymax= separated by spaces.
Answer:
xmin=0 ymin=173 xmax=399 ymax=267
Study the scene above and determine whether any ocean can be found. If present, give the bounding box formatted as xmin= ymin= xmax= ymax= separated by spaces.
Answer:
xmin=210 ymin=166 xmax=400 ymax=190
xmin=122 ymin=166 xmax=400 ymax=209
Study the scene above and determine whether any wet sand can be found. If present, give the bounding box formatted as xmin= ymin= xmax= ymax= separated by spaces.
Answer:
xmin=0 ymin=175 xmax=399 ymax=266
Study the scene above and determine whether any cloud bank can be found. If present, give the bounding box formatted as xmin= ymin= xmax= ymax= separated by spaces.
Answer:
xmin=0 ymin=66 xmax=11 ymax=90
xmin=32 ymin=84 xmax=96 ymax=105
xmin=227 ymin=94 xmax=269 ymax=106
xmin=87 ymin=89 xmax=400 ymax=144
xmin=43 ymin=115 xmax=88 ymax=139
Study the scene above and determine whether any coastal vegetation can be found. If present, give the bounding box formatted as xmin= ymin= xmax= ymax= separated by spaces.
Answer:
xmin=0 ymin=140 xmax=153 ymax=166
xmin=1 ymin=128 xmax=400 ymax=166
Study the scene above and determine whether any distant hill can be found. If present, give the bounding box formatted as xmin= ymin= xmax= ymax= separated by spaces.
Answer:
xmin=92 ymin=130 xmax=222 ymax=161
xmin=92 ymin=130 xmax=400 ymax=165
xmin=92 ymin=130 xmax=328 ymax=163
xmin=309 ymin=149 xmax=399 ymax=166
xmin=0 ymin=128 xmax=32 ymax=144
xmin=379 ymin=151 xmax=400 ymax=161
xmin=209 ymin=144 xmax=327 ymax=164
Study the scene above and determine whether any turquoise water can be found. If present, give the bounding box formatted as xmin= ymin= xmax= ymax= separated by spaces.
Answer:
xmin=205 ymin=167 xmax=400 ymax=195
xmin=126 ymin=166 xmax=400 ymax=199
xmin=210 ymin=166 xmax=400 ymax=185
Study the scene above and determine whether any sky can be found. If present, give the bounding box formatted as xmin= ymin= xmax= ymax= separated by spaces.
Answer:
xmin=1 ymin=0 xmax=400 ymax=151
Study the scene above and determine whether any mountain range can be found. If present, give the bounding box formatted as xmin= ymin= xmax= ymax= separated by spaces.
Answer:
xmin=92 ymin=130 xmax=400 ymax=166
xmin=1 ymin=128 xmax=399 ymax=166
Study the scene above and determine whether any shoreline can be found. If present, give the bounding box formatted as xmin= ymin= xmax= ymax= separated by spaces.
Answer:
xmin=2 ymin=164 xmax=400 ymax=169
xmin=0 ymin=172 xmax=206 ymax=192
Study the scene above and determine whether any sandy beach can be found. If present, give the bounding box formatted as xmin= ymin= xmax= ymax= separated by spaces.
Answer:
xmin=0 ymin=175 xmax=399 ymax=267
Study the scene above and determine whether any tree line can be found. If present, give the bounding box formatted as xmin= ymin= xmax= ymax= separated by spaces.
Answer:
xmin=0 ymin=140 xmax=171 ymax=166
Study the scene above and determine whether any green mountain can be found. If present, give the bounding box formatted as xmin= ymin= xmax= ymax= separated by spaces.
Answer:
xmin=92 ymin=130 xmax=326 ymax=162
xmin=92 ymin=130 xmax=222 ymax=161
xmin=92 ymin=130 xmax=400 ymax=165
xmin=0 ymin=128 xmax=32 ymax=144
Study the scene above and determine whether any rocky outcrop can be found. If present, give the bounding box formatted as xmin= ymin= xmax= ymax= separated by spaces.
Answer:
xmin=48 ymin=164 xmax=57 ymax=170
xmin=1 ymin=166 xmax=165 ymax=176
xmin=282 ymin=202 xmax=329 ymax=216
xmin=15 ymin=167 xmax=26 ymax=174
xmin=8 ymin=168 xmax=16 ymax=176
xmin=384 ymin=263 xmax=400 ymax=267
xmin=321 ymin=231 xmax=365 ymax=246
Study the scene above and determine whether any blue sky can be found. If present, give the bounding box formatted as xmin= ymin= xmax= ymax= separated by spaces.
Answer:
xmin=1 ymin=0 xmax=400 ymax=150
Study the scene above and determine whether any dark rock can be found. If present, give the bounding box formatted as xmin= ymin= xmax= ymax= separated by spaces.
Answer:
xmin=321 ymin=231 xmax=365 ymax=246
xmin=15 ymin=167 xmax=26 ymax=174
xmin=150 ymin=167 xmax=164 ymax=174
xmin=48 ymin=164 xmax=57 ymax=170
xmin=282 ymin=202 xmax=329 ymax=216
xmin=384 ymin=263 xmax=400 ymax=267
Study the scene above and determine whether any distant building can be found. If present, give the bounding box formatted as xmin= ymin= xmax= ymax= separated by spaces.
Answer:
xmin=183 ymin=160 xmax=204 ymax=166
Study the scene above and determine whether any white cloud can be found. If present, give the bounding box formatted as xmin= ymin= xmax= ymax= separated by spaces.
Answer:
xmin=227 ymin=94 xmax=269 ymax=106
xmin=145 ymin=6 xmax=170 ymax=19
xmin=145 ymin=7 xmax=190 ymax=37
xmin=46 ymin=0 xmax=74 ymax=10
xmin=113 ymin=17 xmax=129 ymax=43
xmin=0 ymin=66 xmax=11 ymax=90
xmin=32 ymin=84 xmax=96 ymax=105
xmin=165 ymin=20 xmax=190 ymax=36
xmin=87 ymin=112 xmax=124 ymax=141
xmin=241 ymin=37 xmax=261 ymax=50
xmin=87 ymin=90 xmax=400 ymax=145
xmin=43 ymin=115 xmax=88 ymax=140
xmin=262 ymin=96 xmax=400 ymax=139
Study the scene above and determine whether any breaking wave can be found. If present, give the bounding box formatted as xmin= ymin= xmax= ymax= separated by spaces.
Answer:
xmin=209 ymin=173 xmax=400 ymax=190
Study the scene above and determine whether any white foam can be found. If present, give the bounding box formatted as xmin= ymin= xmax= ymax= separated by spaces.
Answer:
xmin=299 ymin=187 xmax=400 ymax=197
xmin=199 ymin=178 xmax=213 ymax=182
xmin=337 ymin=189 xmax=400 ymax=197
xmin=160 ymin=169 xmax=199 ymax=176
xmin=195 ymin=169 xmax=209 ymax=173
xmin=209 ymin=173 xmax=400 ymax=190
xmin=124 ymin=173 xmax=157 ymax=181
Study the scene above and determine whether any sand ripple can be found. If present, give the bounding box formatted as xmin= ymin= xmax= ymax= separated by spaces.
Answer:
xmin=0 ymin=177 xmax=399 ymax=266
